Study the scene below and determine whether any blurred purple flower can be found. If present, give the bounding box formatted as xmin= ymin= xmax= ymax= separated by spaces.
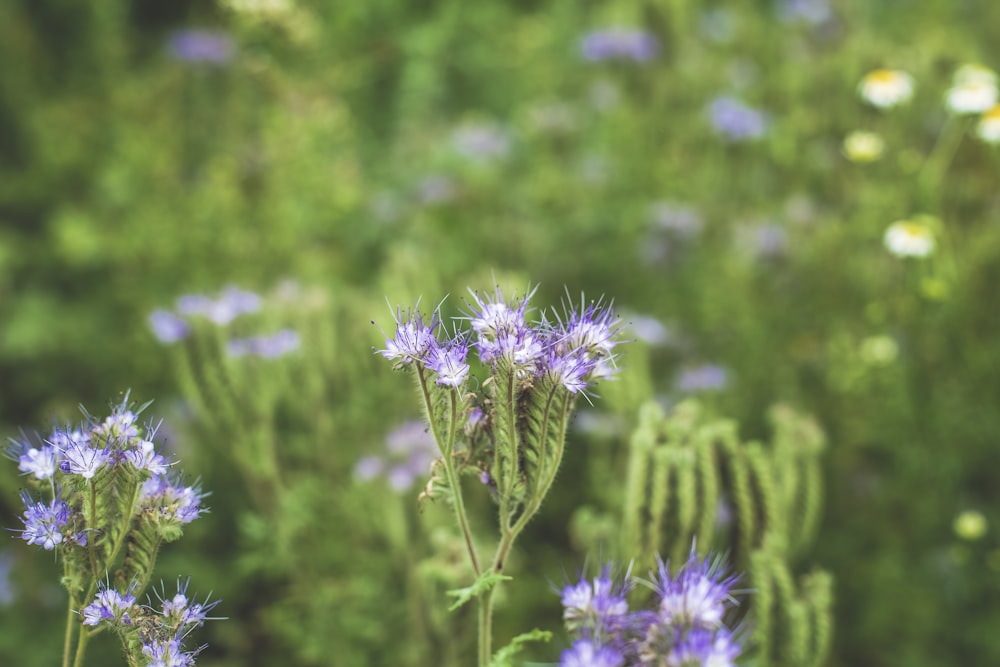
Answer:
xmin=779 ymin=0 xmax=832 ymax=25
xmin=357 ymin=420 xmax=439 ymax=493
xmin=676 ymin=365 xmax=729 ymax=392
xmin=708 ymin=96 xmax=768 ymax=141
xmin=650 ymin=202 xmax=704 ymax=239
xmin=451 ymin=124 xmax=511 ymax=161
xmin=167 ymin=29 xmax=234 ymax=64
xmin=149 ymin=309 xmax=191 ymax=344
xmin=580 ymin=29 xmax=659 ymax=63
xmin=628 ymin=314 xmax=671 ymax=347
xmin=415 ymin=175 xmax=457 ymax=205
xmin=227 ymin=329 xmax=301 ymax=359
xmin=176 ymin=286 xmax=261 ymax=326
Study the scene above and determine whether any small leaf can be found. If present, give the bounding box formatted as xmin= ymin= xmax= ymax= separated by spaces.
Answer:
xmin=446 ymin=570 xmax=512 ymax=611
xmin=489 ymin=628 xmax=553 ymax=667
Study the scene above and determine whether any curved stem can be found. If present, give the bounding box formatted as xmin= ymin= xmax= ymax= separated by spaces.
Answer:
xmin=416 ymin=368 xmax=482 ymax=577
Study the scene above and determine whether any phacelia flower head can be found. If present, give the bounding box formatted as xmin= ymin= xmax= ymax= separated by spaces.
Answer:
xmin=562 ymin=566 xmax=632 ymax=633
xmin=708 ymin=96 xmax=768 ymax=141
xmin=123 ymin=440 xmax=171 ymax=475
xmin=580 ymin=28 xmax=659 ymax=63
xmin=82 ymin=584 xmax=138 ymax=627
xmin=465 ymin=285 xmax=536 ymax=339
xmin=666 ymin=626 xmax=740 ymax=667
xmin=377 ymin=305 xmax=439 ymax=367
xmin=139 ymin=475 xmax=206 ymax=525
xmin=16 ymin=442 xmax=58 ymax=480
xmin=157 ymin=579 xmax=221 ymax=630
xmin=649 ymin=551 xmax=739 ymax=630
xmin=141 ymin=637 xmax=198 ymax=667
xmin=560 ymin=638 xmax=625 ymax=667
xmin=946 ymin=64 xmax=999 ymax=114
xmin=58 ymin=442 xmax=109 ymax=480
xmin=884 ymin=219 xmax=935 ymax=258
xmin=858 ymin=69 xmax=915 ymax=109
xmin=426 ymin=337 xmax=471 ymax=387
xmin=18 ymin=492 xmax=71 ymax=551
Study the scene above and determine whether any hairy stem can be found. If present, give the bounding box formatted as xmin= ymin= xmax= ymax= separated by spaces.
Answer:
xmin=63 ymin=594 xmax=78 ymax=667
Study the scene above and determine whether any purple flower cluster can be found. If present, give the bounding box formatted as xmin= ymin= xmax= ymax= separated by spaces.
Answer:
xmin=378 ymin=287 xmax=625 ymax=395
xmin=82 ymin=580 xmax=219 ymax=666
xmin=451 ymin=123 xmax=511 ymax=161
xmin=149 ymin=286 xmax=263 ymax=343
xmin=354 ymin=420 xmax=439 ymax=492
xmin=708 ymin=96 xmax=769 ymax=141
xmin=18 ymin=492 xmax=71 ymax=551
xmin=139 ymin=474 xmax=206 ymax=525
xmin=559 ymin=552 xmax=742 ymax=667
xmin=9 ymin=397 xmax=203 ymax=549
xmin=226 ymin=329 xmax=301 ymax=359
xmin=580 ymin=29 xmax=659 ymax=63
xmin=12 ymin=401 xmax=169 ymax=487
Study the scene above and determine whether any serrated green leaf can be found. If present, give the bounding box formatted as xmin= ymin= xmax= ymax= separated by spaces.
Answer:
xmin=489 ymin=628 xmax=553 ymax=667
xmin=446 ymin=570 xmax=512 ymax=612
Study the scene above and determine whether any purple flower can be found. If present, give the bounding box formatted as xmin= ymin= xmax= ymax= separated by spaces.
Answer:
xmin=227 ymin=329 xmax=301 ymax=359
xmin=561 ymin=639 xmax=625 ymax=667
xmin=546 ymin=350 xmax=597 ymax=394
xmin=16 ymin=444 xmax=58 ymax=480
xmin=580 ymin=29 xmax=659 ymax=62
xmin=667 ymin=626 xmax=740 ymax=667
xmin=451 ymin=123 xmax=511 ymax=161
xmin=158 ymin=579 xmax=220 ymax=629
xmin=649 ymin=552 xmax=739 ymax=630
xmin=176 ymin=287 xmax=260 ymax=326
xmin=141 ymin=637 xmax=198 ymax=667
xmin=139 ymin=475 xmax=205 ymax=525
xmin=149 ymin=310 xmax=191 ymax=344
xmin=167 ymin=29 xmax=234 ymax=64
xmin=559 ymin=297 xmax=624 ymax=360
xmin=123 ymin=440 xmax=170 ymax=475
xmin=426 ymin=338 xmax=471 ymax=386
xmin=58 ymin=443 xmax=109 ymax=479
xmin=353 ymin=455 xmax=384 ymax=481
xmin=377 ymin=306 xmax=439 ymax=367
xmin=82 ymin=585 xmax=137 ymax=626
xmin=708 ymin=96 xmax=768 ymax=141
xmin=465 ymin=286 xmax=536 ymax=338
xmin=562 ymin=567 xmax=631 ymax=633
xmin=18 ymin=492 xmax=70 ymax=551
xmin=92 ymin=405 xmax=140 ymax=445
xmin=358 ymin=421 xmax=439 ymax=493
xmin=676 ymin=365 xmax=728 ymax=392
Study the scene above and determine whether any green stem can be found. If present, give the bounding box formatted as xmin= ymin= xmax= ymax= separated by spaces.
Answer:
xmin=63 ymin=594 xmax=78 ymax=667
xmin=478 ymin=392 xmax=574 ymax=667
xmin=72 ymin=623 xmax=90 ymax=667
xmin=919 ymin=115 xmax=971 ymax=206
xmin=105 ymin=480 xmax=142 ymax=572
xmin=415 ymin=368 xmax=482 ymax=577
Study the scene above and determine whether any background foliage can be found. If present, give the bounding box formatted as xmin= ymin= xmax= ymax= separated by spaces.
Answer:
xmin=2 ymin=0 xmax=999 ymax=665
